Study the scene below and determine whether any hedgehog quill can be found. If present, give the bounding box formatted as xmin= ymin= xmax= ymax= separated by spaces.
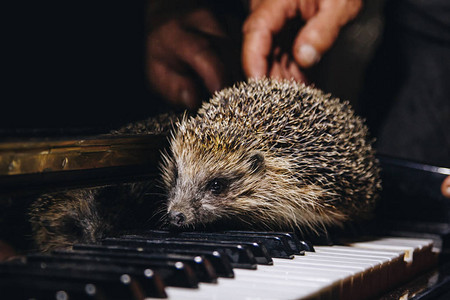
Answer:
xmin=29 ymin=78 xmax=381 ymax=251
xmin=162 ymin=78 xmax=381 ymax=233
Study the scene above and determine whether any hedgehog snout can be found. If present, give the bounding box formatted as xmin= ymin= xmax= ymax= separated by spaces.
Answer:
xmin=168 ymin=211 xmax=186 ymax=227
xmin=167 ymin=198 xmax=196 ymax=228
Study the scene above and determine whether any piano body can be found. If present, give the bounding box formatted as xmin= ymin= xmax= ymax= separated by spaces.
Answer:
xmin=3 ymin=0 xmax=450 ymax=297
xmin=1 ymin=132 xmax=450 ymax=300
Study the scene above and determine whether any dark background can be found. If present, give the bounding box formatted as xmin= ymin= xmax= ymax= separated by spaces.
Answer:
xmin=3 ymin=1 xmax=159 ymax=134
xmin=1 ymin=0 xmax=385 ymax=136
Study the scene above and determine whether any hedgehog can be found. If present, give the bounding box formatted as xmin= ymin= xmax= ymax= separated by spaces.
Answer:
xmin=162 ymin=78 xmax=381 ymax=234
xmin=28 ymin=78 xmax=380 ymax=251
xmin=28 ymin=183 xmax=158 ymax=252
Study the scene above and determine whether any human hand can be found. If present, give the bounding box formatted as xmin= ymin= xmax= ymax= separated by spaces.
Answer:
xmin=147 ymin=8 xmax=228 ymax=110
xmin=242 ymin=0 xmax=362 ymax=80
xmin=442 ymin=175 xmax=450 ymax=199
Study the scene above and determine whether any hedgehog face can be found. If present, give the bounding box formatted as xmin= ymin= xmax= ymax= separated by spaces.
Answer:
xmin=159 ymin=78 xmax=381 ymax=232
xmin=163 ymin=147 xmax=266 ymax=229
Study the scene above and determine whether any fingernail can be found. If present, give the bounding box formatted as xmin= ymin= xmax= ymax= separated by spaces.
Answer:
xmin=298 ymin=44 xmax=320 ymax=67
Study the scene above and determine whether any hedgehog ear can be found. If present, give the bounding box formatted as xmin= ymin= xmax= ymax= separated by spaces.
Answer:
xmin=248 ymin=152 xmax=265 ymax=174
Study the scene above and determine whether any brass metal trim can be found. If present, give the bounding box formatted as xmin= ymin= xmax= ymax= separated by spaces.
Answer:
xmin=0 ymin=135 xmax=167 ymax=176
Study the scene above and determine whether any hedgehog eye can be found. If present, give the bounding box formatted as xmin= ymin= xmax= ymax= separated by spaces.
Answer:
xmin=207 ymin=178 xmax=229 ymax=195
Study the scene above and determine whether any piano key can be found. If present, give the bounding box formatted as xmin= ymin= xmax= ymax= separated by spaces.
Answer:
xmin=122 ymin=233 xmax=274 ymax=264
xmin=300 ymin=253 xmax=390 ymax=298
xmin=153 ymin=253 xmax=354 ymax=300
xmin=74 ymin=243 xmax=235 ymax=278
xmin=0 ymin=261 xmax=158 ymax=300
xmin=348 ymin=236 xmax=439 ymax=282
xmin=103 ymin=237 xmax=258 ymax=269
xmin=1 ymin=276 xmax=104 ymax=300
xmin=222 ymin=230 xmax=314 ymax=253
xmin=286 ymin=250 xmax=397 ymax=297
xmin=51 ymin=249 xmax=218 ymax=284
xmin=314 ymin=245 xmax=407 ymax=291
xmin=232 ymin=264 xmax=347 ymax=299
xmin=174 ymin=234 xmax=294 ymax=259
xmin=254 ymin=264 xmax=353 ymax=299
xmin=348 ymin=237 xmax=434 ymax=262
xmin=154 ymin=236 xmax=439 ymax=300
xmin=165 ymin=277 xmax=329 ymax=300
xmin=161 ymin=259 xmax=345 ymax=300
xmin=0 ymin=232 xmax=440 ymax=300
xmin=160 ymin=249 xmax=234 ymax=278
xmin=27 ymin=252 xmax=200 ymax=288
xmin=137 ymin=230 xmax=297 ymax=258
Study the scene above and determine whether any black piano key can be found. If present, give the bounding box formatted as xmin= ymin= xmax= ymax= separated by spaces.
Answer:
xmin=298 ymin=240 xmax=315 ymax=252
xmin=122 ymin=233 xmax=274 ymax=264
xmin=165 ymin=239 xmax=271 ymax=265
xmin=50 ymin=249 xmax=218 ymax=284
xmin=1 ymin=276 xmax=104 ymax=300
xmin=223 ymin=230 xmax=315 ymax=252
xmin=73 ymin=244 xmax=234 ymax=278
xmin=22 ymin=259 xmax=165 ymax=299
xmin=0 ymin=261 xmax=153 ymax=300
xmin=26 ymin=252 xmax=198 ymax=289
xmin=164 ymin=249 xmax=235 ymax=278
xmin=131 ymin=230 xmax=309 ymax=256
xmin=103 ymin=237 xmax=258 ymax=269
xmin=158 ymin=232 xmax=296 ymax=258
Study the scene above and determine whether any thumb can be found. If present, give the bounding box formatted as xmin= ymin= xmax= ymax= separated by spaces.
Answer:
xmin=293 ymin=1 xmax=361 ymax=68
xmin=442 ymin=175 xmax=450 ymax=199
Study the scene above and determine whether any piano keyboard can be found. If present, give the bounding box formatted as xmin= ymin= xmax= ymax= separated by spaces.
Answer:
xmin=0 ymin=231 xmax=439 ymax=300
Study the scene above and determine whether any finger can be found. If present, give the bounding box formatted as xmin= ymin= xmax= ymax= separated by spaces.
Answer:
xmin=167 ymin=30 xmax=226 ymax=95
xmin=242 ymin=0 xmax=298 ymax=78
xmin=293 ymin=0 xmax=362 ymax=67
xmin=280 ymin=53 xmax=308 ymax=83
xmin=148 ymin=60 xmax=199 ymax=109
xmin=183 ymin=8 xmax=226 ymax=38
xmin=147 ymin=20 xmax=225 ymax=105
xmin=279 ymin=53 xmax=292 ymax=80
xmin=287 ymin=60 xmax=308 ymax=83
xmin=269 ymin=60 xmax=284 ymax=80
xmin=299 ymin=0 xmax=318 ymax=21
xmin=242 ymin=26 xmax=272 ymax=78
xmin=183 ymin=41 xmax=226 ymax=94
xmin=442 ymin=175 xmax=450 ymax=199
xmin=268 ymin=47 xmax=284 ymax=80
xmin=249 ymin=0 xmax=265 ymax=11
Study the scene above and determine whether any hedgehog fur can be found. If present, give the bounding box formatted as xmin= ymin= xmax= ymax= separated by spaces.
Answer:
xmin=29 ymin=182 xmax=157 ymax=252
xmin=162 ymin=78 xmax=381 ymax=233
xmin=28 ymin=78 xmax=381 ymax=251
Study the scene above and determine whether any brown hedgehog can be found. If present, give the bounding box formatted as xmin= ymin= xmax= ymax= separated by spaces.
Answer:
xmin=29 ymin=183 xmax=156 ymax=252
xmin=28 ymin=78 xmax=380 ymax=251
xmin=162 ymin=78 xmax=381 ymax=233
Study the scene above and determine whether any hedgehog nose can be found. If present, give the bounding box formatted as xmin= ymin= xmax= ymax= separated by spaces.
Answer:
xmin=169 ymin=211 xmax=186 ymax=227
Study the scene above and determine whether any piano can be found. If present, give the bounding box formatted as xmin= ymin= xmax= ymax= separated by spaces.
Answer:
xmin=1 ymin=132 xmax=450 ymax=300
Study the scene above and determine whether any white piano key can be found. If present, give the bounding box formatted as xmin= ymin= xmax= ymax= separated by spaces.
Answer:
xmin=348 ymin=237 xmax=433 ymax=262
xmin=376 ymin=237 xmax=434 ymax=248
xmin=149 ymin=236 xmax=438 ymax=300
xmin=273 ymin=255 xmax=368 ymax=273
xmin=314 ymin=245 xmax=404 ymax=260
xmin=165 ymin=263 xmax=330 ymax=300
xmin=237 ymin=264 xmax=351 ymax=282
xmin=313 ymin=245 xmax=407 ymax=289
